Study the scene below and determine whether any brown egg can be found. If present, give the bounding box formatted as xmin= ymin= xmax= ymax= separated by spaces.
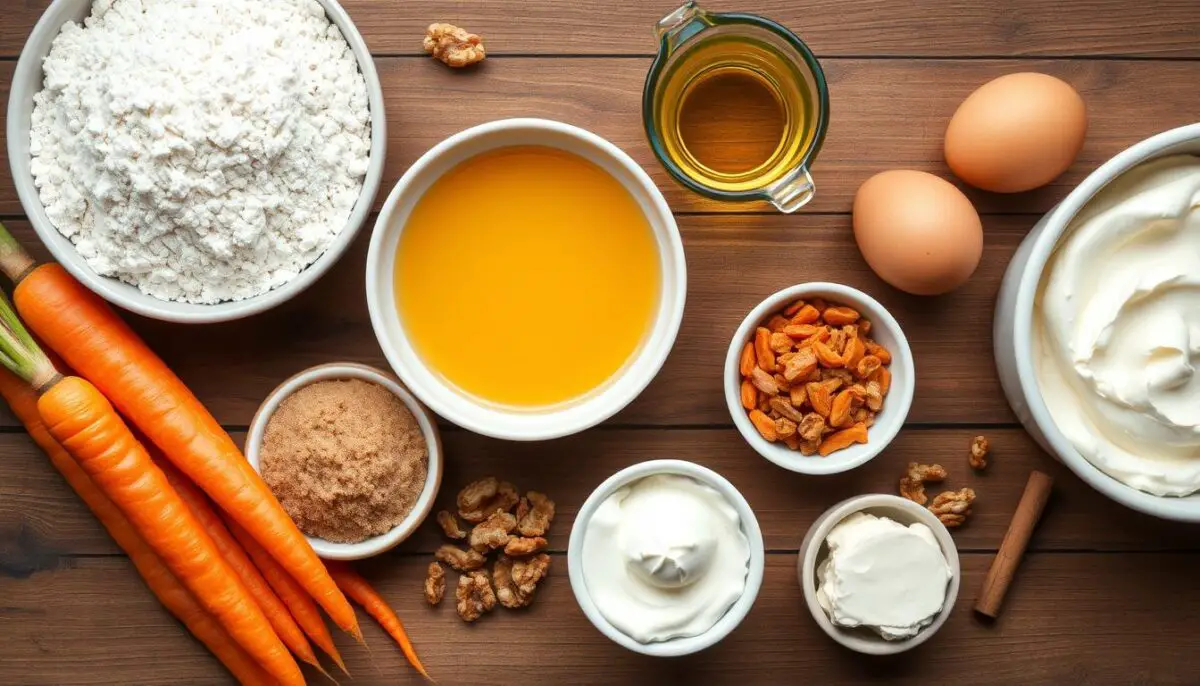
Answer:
xmin=945 ymin=72 xmax=1087 ymax=193
xmin=853 ymin=170 xmax=983 ymax=296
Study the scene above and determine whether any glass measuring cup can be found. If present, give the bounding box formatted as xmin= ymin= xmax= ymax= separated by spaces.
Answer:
xmin=643 ymin=3 xmax=830 ymax=213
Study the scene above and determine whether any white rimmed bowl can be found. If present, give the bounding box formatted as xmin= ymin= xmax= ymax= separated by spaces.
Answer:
xmin=245 ymin=362 xmax=442 ymax=560
xmin=566 ymin=459 xmax=765 ymax=657
xmin=366 ymin=118 xmax=687 ymax=441
xmin=7 ymin=0 xmax=386 ymax=323
xmin=798 ymin=494 xmax=960 ymax=655
xmin=724 ymin=283 xmax=915 ymax=475
xmin=994 ymin=123 xmax=1200 ymax=522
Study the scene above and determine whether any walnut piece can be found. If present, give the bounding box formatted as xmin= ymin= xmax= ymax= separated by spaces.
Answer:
xmin=493 ymin=555 xmax=533 ymax=609
xmin=458 ymin=478 xmax=520 ymax=523
xmin=424 ymin=562 xmax=445 ymax=606
xmin=929 ymin=487 xmax=976 ymax=528
xmin=517 ymin=491 xmax=555 ymax=537
xmin=434 ymin=544 xmax=486 ymax=572
xmin=970 ymin=435 xmax=990 ymax=470
xmin=899 ymin=462 xmax=947 ymax=506
xmin=512 ymin=553 xmax=552 ymax=597
xmin=504 ymin=536 xmax=548 ymax=557
xmin=423 ymin=23 xmax=486 ymax=68
xmin=456 ymin=571 xmax=496 ymax=622
xmin=469 ymin=509 xmax=516 ymax=552
xmin=436 ymin=510 xmax=467 ymax=540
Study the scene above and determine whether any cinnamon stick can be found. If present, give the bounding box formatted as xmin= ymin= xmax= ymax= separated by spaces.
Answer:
xmin=974 ymin=470 xmax=1054 ymax=619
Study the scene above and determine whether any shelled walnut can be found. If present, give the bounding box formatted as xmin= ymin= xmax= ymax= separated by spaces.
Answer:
xmin=423 ymin=23 xmax=486 ymax=67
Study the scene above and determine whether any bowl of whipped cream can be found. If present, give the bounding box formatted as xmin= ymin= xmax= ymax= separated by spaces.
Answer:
xmin=995 ymin=123 xmax=1200 ymax=521
xmin=566 ymin=459 xmax=765 ymax=657
xmin=7 ymin=0 xmax=386 ymax=323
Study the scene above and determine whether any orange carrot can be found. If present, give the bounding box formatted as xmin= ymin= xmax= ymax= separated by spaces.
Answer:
xmin=0 ymin=368 xmax=273 ymax=686
xmin=327 ymin=561 xmax=430 ymax=681
xmin=0 ymin=244 xmax=358 ymax=638
xmin=227 ymin=517 xmax=348 ymax=675
xmin=36 ymin=375 xmax=304 ymax=686
xmin=156 ymin=457 xmax=323 ymax=672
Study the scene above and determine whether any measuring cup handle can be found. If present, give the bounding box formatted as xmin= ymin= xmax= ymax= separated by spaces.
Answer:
xmin=765 ymin=167 xmax=816 ymax=214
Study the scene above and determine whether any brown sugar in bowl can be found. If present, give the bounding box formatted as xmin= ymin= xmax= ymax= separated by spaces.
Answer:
xmin=246 ymin=362 xmax=443 ymax=560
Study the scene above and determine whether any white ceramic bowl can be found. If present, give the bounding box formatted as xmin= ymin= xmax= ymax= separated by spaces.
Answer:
xmin=6 ymin=0 xmax=386 ymax=323
xmin=566 ymin=459 xmax=765 ymax=657
xmin=725 ymin=283 xmax=915 ymax=474
xmin=798 ymin=494 xmax=960 ymax=655
xmin=366 ymin=118 xmax=687 ymax=441
xmin=245 ymin=362 xmax=443 ymax=560
xmin=994 ymin=123 xmax=1200 ymax=522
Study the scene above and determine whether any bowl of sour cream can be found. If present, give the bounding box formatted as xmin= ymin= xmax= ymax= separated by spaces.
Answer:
xmin=566 ymin=459 xmax=765 ymax=657
xmin=995 ymin=123 xmax=1200 ymax=522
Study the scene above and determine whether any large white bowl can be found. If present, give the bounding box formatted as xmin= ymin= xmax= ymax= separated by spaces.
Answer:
xmin=994 ymin=123 xmax=1200 ymax=522
xmin=566 ymin=459 xmax=765 ymax=657
xmin=366 ymin=118 xmax=687 ymax=441
xmin=6 ymin=0 xmax=386 ymax=323
xmin=724 ymin=283 xmax=915 ymax=475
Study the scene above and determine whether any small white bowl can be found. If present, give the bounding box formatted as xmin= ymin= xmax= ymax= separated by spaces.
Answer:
xmin=566 ymin=459 xmax=765 ymax=657
xmin=994 ymin=123 xmax=1200 ymax=522
xmin=245 ymin=362 xmax=442 ymax=560
xmin=7 ymin=0 xmax=386 ymax=323
xmin=724 ymin=282 xmax=915 ymax=474
xmin=798 ymin=494 xmax=960 ymax=655
xmin=366 ymin=118 xmax=687 ymax=441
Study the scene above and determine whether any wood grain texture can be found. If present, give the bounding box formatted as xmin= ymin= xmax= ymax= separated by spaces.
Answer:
xmin=4 ymin=58 xmax=1200 ymax=215
xmin=0 ymin=215 xmax=1024 ymax=427
xmin=3 ymin=1 xmax=1200 ymax=58
xmin=3 ymin=553 xmax=1199 ymax=685
xmin=4 ymin=429 xmax=1197 ymax=571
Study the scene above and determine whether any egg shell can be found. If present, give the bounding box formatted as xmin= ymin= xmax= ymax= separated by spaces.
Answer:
xmin=944 ymin=72 xmax=1087 ymax=193
xmin=853 ymin=170 xmax=983 ymax=296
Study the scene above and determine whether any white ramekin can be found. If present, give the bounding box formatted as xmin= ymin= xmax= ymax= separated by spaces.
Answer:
xmin=245 ymin=362 xmax=443 ymax=560
xmin=994 ymin=123 xmax=1200 ymax=522
xmin=724 ymin=283 xmax=915 ymax=475
xmin=7 ymin=0 xmax=386 ymax=323
xmin=365 ymin=118 xmax=687 ymax=441
xmin=566 ymin=459 xmax=766 ymax=657
xmin=798 ymin=494 xmax=960 ymax=655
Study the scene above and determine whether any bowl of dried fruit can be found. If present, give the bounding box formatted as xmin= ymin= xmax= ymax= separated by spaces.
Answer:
xmin=725 ymin=283 xmax=915 ymax=475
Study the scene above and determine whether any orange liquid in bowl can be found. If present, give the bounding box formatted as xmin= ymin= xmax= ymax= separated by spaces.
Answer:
xmin=394 ymin=146 xmax=661 ymax=408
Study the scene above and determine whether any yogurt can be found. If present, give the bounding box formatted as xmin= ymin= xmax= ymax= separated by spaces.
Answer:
xmin=1035 ymin=155 xmax=1200 ymax=496
xmin=580 ymin=474 xmax=750 ymax=643
xmin=815 ymin=512 xmax=951 ymax=640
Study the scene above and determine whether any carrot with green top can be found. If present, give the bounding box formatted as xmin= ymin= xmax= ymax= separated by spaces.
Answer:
xmin=0 ymin=366 xmax=274 ymax=686
xmin=326 ymin=561 xmax=431 ymax=681
xmin=0 ymin=222 xmax=360 ymax=640
xmin=156 ymin=456 xmax=325 ymax=674
xmin=0 ymin=290 xmax=303 ymax=686
xmin=227 ymin=516 xmax=349 ymax=675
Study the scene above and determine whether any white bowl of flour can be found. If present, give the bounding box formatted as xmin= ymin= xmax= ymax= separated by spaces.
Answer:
xmin=7 ymin=0 xmax=386 ymax=323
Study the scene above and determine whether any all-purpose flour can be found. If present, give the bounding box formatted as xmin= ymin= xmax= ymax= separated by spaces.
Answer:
xmin=29 ymin=0 xmax=371 ymax=304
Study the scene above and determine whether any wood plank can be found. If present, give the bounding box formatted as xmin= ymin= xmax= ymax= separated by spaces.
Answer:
xmin=4 ymin=58 xmax=1200 ymax=216
xmin=0 ymin=213 xmax=1021 ymax=428
xmin=4 ymin=429 xmax=1197 ymax=569
xmin=3 ymin=553 xmax=1198 ymax=685
xmin=4 ymin=1 xmax=1200 ymax=59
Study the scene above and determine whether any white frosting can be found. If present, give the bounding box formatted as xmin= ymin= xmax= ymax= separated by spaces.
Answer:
xmin=1035 ymin=155 xmax=1200 ymax=496
xmin=815 ymin=513 xmax=951 ymax=640
xmin=580 ymin=474 xmax=749 ymax=644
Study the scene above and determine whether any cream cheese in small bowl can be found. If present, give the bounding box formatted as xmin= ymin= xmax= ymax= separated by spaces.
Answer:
xmin=567 ymin=460 xmax=765 ymax=656
xmin=799 ymin=494 xmax=960 ymax=654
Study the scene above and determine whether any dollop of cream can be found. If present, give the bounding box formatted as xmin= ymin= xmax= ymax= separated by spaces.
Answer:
xmin=580 ymin=474 xmax=749 ymax=644
xmin=815 ymin=512 xmax=951 ymax=640
xmin=1035 ymin=155 xmax=1200 ymax=496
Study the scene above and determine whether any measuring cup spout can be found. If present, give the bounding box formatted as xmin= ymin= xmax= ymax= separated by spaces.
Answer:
xmin=765 ymin=167 xmax=816 ymax=213
xmin=655 ymin=2 xmax=710 ymax=47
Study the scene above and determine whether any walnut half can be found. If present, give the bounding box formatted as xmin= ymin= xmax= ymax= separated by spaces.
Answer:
xmin=424 ymin=23 xmax=486 ymax=68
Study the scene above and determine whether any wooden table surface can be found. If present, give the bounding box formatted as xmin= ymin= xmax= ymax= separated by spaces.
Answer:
xmin=3 ymin=2 xmax=1200 ymax=684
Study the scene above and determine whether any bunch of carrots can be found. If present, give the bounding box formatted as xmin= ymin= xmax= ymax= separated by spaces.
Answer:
xmin=0 ymin=223 xmax=428 ymax=684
